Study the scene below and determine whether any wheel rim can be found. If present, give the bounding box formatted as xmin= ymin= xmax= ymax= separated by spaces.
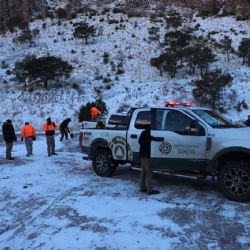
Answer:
xmin=95 ymin=154 xmax=109 ymax=173
xmin=223 ymin=168 xmax=250 ymax=196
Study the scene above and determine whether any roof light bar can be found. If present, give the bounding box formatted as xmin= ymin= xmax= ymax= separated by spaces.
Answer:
xmin=164 ymin=101 xmax=193 ymax=107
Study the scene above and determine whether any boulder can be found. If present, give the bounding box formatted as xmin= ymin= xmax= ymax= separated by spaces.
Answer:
xmin=235 ymin=0 xmax=250 ymax=20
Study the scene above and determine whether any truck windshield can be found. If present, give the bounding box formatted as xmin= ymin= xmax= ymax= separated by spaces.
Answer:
xmin=193 ymin=109 xmax=237 ymax=128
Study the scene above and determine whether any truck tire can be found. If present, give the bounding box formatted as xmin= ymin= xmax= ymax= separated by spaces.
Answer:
xmin=218 ymin=161 xmax=250 ymax=202
xmin=92 ymin=150 xmax=117 ymax=177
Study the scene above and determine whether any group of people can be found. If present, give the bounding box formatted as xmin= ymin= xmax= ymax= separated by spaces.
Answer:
xmin=1 ymin=118 xmax=72 ymax=160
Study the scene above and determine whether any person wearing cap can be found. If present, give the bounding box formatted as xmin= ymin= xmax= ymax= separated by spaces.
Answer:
xmin=43 ymin=118 xmax=58 ymax=157
xmin=21 ymin=122 xmax=36 ymax=157
xmin=2 ymin=119 xmax=17 ymax=160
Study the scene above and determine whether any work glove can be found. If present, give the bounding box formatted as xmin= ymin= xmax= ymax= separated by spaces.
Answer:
xmin=21 ymin=138 xmax=24 ymax=142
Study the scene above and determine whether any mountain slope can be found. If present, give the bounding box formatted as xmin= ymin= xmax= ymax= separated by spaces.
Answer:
xmin=0 ymin=3 xmax=249 ymax=130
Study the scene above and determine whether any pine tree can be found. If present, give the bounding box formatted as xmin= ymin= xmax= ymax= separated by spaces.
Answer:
xmin=195 ymin=46 xmax=216 ymax=77
xmin=150 ymin=55 xmax=165 ymax=76
xmin=16 ymin=29 xmax=33 ymax=46
xmin=74 ymin=22 xmax=96 ymax=44
xmin=148 ymin=26 xmax=161 ymax=46
xmin=221 ymin=36 xmax=232 ymax=62
xmin=238 ymin=38 xmax=250 ymax=66
xmin=14 ymin=55 xmax=73 ymax=88
xmin=193 ymin=69 xmax=233 ymax=110
xmin=165 ymin=10 xmax=182 ymax=31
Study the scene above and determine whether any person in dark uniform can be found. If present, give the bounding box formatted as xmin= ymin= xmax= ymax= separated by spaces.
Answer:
xmin=244 ymin=115 xmax=250 ymax=127
xmin=138 ymin=124 xmax=163 ymax=195
xmin=59 ymin=118 xmax=71 ymax=142
xmin=2 ymin=119 xmax=17 ymax=160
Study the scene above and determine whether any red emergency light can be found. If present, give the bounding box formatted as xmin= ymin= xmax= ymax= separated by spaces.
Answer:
xmin=164 ymin=101 xmax=193 ymax=107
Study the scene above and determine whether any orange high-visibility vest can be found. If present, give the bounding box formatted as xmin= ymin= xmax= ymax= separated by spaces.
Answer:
xmin=21 ymin=125 xmax=36 ymax=138
xmin=89 ymin=107 xmax=101 ymax=119
xmin=43 ymin=123 xmax=57 ymax=132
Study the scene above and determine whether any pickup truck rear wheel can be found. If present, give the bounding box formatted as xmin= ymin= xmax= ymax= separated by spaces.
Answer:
xmin=218 ymin=161 xmax=250 ymax=202
xmin=93 ymin=150 xmax=117 ymax=177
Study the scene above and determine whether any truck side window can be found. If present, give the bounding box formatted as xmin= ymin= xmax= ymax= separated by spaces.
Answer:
xmin=166 ymin=110 xmax=195 ymax=134
xmin=135 ymin=111 xmax=151 ymax=129
xmin=156 ymin=110 xmax=196 ymax=135
xmin=167 ymin=111 xmax=190 ymax=133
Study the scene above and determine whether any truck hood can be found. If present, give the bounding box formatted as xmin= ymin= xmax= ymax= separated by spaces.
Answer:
xmin=213 ymin=127 xmax=250 ymax=141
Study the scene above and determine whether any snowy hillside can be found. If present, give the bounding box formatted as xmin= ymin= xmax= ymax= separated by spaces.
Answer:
xmin=0 ymin=3 xmax=250 ymax=130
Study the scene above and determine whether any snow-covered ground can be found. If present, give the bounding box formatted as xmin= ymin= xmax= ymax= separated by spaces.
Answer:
xmin=0 ymin=137 xmax=250 ymax=249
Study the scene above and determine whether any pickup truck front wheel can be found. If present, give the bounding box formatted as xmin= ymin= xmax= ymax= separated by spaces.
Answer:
xmin=218 ymin=161 xmax=250 ymax=202
xmin=93 ymin=150 xmax=117 ymax=177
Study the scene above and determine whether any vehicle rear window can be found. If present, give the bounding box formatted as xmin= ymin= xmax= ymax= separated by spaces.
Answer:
xmin=108 ymin=115 xmax=128 ymax=126
xmin=135 ymin=111 xmax=151 ymax=129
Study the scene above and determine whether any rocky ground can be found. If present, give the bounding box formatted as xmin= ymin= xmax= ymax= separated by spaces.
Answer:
xmin=0 ymin=137 xmax=250 ymax=249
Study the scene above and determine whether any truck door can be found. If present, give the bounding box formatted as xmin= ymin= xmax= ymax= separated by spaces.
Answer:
xmin=150 ymin=109 xmax=208 ymax=172
xmin=127 ymin=109 xmax=151 ymax=164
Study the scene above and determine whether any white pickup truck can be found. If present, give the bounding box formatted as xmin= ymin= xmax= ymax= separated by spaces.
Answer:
xmin=80 ymin=106 xmax=250 ymax=202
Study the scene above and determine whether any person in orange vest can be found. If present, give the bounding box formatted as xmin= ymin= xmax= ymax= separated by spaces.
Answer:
xmin=89 ymin=106 xmax=101 ymax=121
xmin=21 ymin=122 xmax=36 ymax=157
xmin=43 ymin=117 xmax=58 ymax=157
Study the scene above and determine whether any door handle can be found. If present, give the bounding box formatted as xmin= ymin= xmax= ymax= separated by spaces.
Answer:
xmin=131 ymin=134 xmax=137 ymax=139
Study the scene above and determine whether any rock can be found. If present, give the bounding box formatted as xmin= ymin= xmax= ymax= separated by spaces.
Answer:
xmin=185 ymin=0 xmax=220 ymax=16
xmin=235 ymin=0 xmax=250 ymax=20
xmin=224 ymin=0 xmax=237 ymax=15
xmin=179 ymin=0 xmax=250 ymax=19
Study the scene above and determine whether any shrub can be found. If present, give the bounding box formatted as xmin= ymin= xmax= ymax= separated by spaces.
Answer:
xmin=108 ymin=19 xmax=119 ymax=24
xmin=113 ymin=7 xmax=125 ymax=14
xmin=56 ymin=8 xmax=68 ymax=19
xmin=103 ymin=77 xmax=111 ymax=83
xmin=105 ymin=84 xmax=111 ymax=90
xmin=193 ymin=69 xmax=233 ymax=110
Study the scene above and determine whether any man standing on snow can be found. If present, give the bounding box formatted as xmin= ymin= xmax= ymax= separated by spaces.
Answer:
xmin=21 ymin=122 xmax=36 ymax=157
xmin=2 ymin=119 xmax=17 ymax=160
xmin=138 ymin=124 xmax=163 ymax=195
xmin=43 ymin=117 xmax=58 ymax=157
xmin=59 ymin=118 xmax=71 ymax=142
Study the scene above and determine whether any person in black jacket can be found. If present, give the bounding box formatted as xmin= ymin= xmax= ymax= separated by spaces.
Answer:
xmin=2 ymin=119 xmax=17 ymax=160
xmin=59 ymin=118 xmax=71 ymax=142
xmin=244 ymin=115 xmax=250 ymax=127
xmin=138 ymin=124 xmax=163 ymax=195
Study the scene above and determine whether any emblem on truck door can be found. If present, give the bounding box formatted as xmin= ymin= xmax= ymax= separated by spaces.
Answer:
xmin=110 ymin=136 xmax=126 ymax=160
xmin=159 ymin=142 xmax=172 ymax=155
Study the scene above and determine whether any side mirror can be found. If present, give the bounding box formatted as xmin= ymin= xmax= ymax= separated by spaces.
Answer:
xmin=186 ymin=120 xmax=204 ymax=135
